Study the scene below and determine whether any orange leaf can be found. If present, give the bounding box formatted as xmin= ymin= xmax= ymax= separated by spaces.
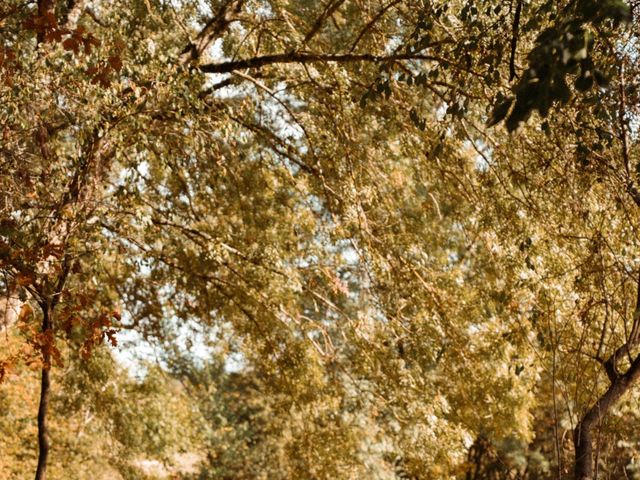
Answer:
xmin=18 ymin=304 xmax=33 ymax=322
xmin=16 ymin=272 xmax=34 ymax=286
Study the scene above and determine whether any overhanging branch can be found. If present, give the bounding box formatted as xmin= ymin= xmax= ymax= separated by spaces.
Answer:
xmin=199 ymin=51 xmax=443 ymax=74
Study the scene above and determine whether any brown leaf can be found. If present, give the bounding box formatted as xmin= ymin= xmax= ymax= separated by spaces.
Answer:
xmin=44 ymin=11 xmax=57 ymax=27
xmin=98 ymin=72 xmax=111 ymax=88
xmin=62 ymin=38 xmax=79 ymax=53
xmin=108 ymin=55 xmax=123 ymax=72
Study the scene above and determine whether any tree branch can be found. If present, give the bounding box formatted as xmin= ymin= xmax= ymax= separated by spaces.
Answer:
xmin=199 ymin=51 xmax=444 ymax=74
xmin=349 ymin=0 xmax=402 ymax=53
xmin=302 ymin=0 xmax=347 ymax=46
xmin=179 ymin=0 xmax=246 ymax=64
xmin=509 ymin=0 xmax=522 ymax=81
xmin=599 ymin=271 xmax=640 ymax=381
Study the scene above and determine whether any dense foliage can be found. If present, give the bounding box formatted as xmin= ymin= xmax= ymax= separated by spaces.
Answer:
xmin=1 ymin=0 xmax=640 ymax=479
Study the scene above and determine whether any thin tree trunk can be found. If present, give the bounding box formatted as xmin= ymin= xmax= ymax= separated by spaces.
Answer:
xmin=574 ymin=357 xmax=640 ymax=479
xmin=35 ymin=305 xmax=51 ymax=480
xmin=574 ymin=417 xmax=594 ymax=480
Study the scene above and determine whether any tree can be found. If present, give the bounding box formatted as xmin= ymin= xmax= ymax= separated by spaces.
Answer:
xmin=0 ymin=336 xmax=198 ymax=479
xmin=1 ymin=0 xmax=639 ymax=479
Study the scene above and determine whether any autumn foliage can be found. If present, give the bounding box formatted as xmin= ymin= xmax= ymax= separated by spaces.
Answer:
xmin=2 ymin=0 xmax=640 ymax=479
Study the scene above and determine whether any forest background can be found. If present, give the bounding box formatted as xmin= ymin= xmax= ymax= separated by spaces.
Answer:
xmin=1 ymin=0 xmax=640 ymax=479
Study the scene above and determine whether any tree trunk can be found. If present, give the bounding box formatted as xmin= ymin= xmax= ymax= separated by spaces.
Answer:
xmin=574 ymin=418 xmax=594 ymax=480
xmin=35 ymin=306 xmax=51 ymax=480
xmin=573 ymin=358 xmax=640 ymax=480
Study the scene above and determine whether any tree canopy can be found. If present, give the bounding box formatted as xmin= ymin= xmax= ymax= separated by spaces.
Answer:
xmin=1 ymin=0 xmax=640 ymax=479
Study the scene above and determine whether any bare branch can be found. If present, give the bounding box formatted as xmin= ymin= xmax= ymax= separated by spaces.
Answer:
xmin=200 ymin=51 xmax=447 ymax=74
